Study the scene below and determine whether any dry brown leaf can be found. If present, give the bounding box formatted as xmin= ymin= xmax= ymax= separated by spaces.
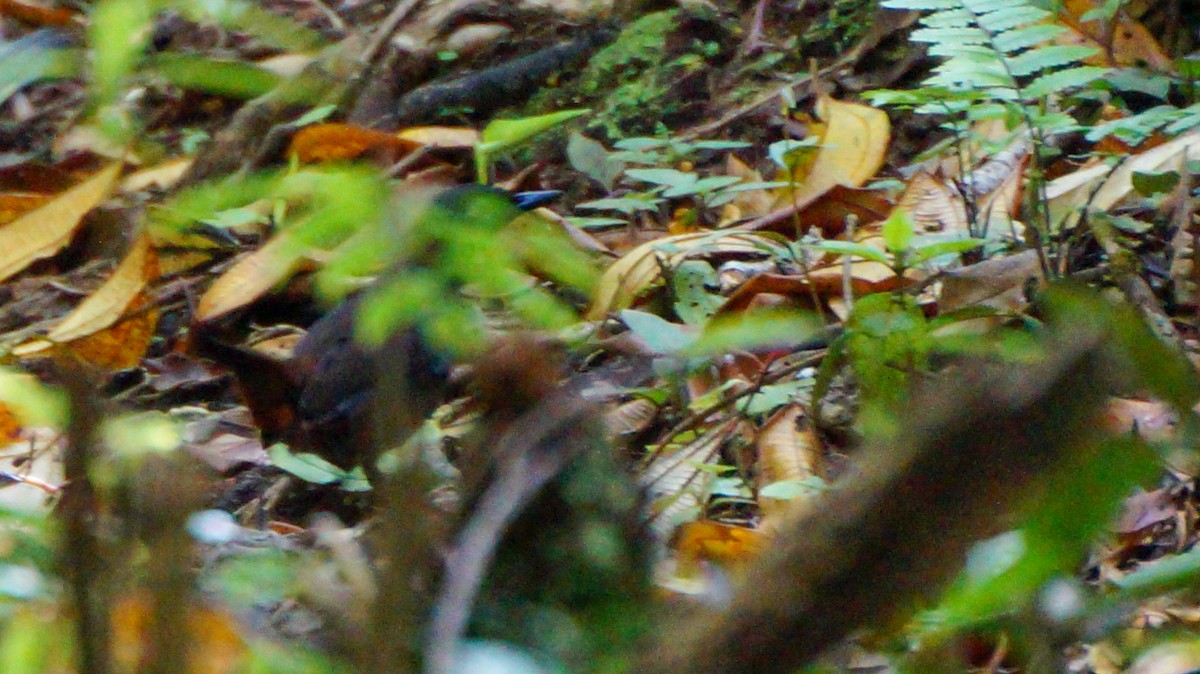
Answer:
xmin=723 ymin=154 xmax=774 ymax=221
xmin=48 ymin=234 xmax=157 ymax=342
xmin=792 ymin=185 xmax=893 ymax=237
xmin=0 ymin=162 xmax=122 ymax=283
xmin=195 ymin=231 xmax=308 ymax=322
xmin=939 ymin=249 xmax=1043 ymax=314
xmin=0 ymin=0 xmax=77 ymax=26
xmin=640 ymin=420 xmax=736 ymax=544
xmin=771 ymin=96 xmax=890 ymax=210
xmin=65 ymin=295 xmax=158 ymax=370
xmin=756 ymin=404 xmax=823 ymax=527
xmin=1059 ymin=0 xmax=1173 ymax=70
xmin=587 ymin=231 xmax=777 ymax=319
xmin=290 ymin=123 xmax=419 ymax=163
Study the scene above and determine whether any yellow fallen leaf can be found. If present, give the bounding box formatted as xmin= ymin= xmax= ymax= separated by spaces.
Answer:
xmin=195 ymin=231 xmax=308 ymax=322
xmin=48 ymin=234 xmax=156 ymax=342
xmin=772 ymin=96 xmax=890 ymax=210
xmin=0 ymin=163 xmax=122 ymax=283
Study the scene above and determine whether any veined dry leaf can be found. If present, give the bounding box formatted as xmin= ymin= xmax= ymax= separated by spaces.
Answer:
xmin=290 ymin=123 xmax=419 ymax=163
xmin=896 ymin=171 xmax=969 ymax=236
xmin=195 ymin=231 xmax=308 ymax=322
xmin=756 ymin=404 xmax=823 ymax=527
xmin=48 ymin=233 xmax=156 ymax=342
xmin=588 ymin=231 xmax=777 ymax=319
xmin=640 ymin=419 xmax=736 ymax=544
xmin=605 ymin=397 xmax=658 ymax=440
xmin=771 ymin=96 xmax=890 ymax=211
xmin=0 ymin=162 xmax=122 ymax=283
xmin=1046 ymin=129 xmax=1200 ymax=230
xmin=397 ymin=126 xmax=481 ymax=149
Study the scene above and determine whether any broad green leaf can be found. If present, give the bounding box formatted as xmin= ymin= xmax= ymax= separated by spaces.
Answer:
xmin=620 ymin=309 xmax=696 ymax=354
xmin=684 ymin=310 xmax=819 ymax=357
xmin=149 ymin=53 xmax=281 ymax=99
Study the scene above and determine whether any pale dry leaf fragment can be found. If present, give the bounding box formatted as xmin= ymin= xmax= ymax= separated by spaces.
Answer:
xmin=195 ymin=231 xmax=308 ymax=322
xmin=1046 ymin=130 xmax=1200 ymax=230
xmin=771 ymin=96 xmax=890 ymax=211
xmin=120 ymin=157 xmax=193 ymax=193
xmin=48 ymin=233 xmax=156 ymax=342
xmin=0 ymin=162 xmax=122 ymax=283
xmin=396 ymin=126 xmax=480 ymax=149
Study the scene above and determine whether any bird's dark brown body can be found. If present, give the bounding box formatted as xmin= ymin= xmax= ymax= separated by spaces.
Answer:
xmin=199 ymin=185 xmax=558 ymax=471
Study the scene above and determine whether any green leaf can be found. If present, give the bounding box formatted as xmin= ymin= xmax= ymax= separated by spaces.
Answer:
xmin=625 ymin=168 xmax=698 ymax=191
xmin=0 ymin=38 xmax=80 ymax=107
xmin=148 ymin=53 xmax=281 ymax=99
xmin=805 ymin=240 xmax=892 ymax=265
xmin=684 ymin=310 xmax=819 ymax=357
xmin=620 ymin=310 xmax=697 ymax=354
xmin=1131 ymin=170 xmax=1181 ymax=197
xmin=0 ymin=370 xmax=66 ymax=429
xmin=268 ymin=444 xmax=370 ymax=490
xmin=173 ymin=0 xmax=325 ymax=52
xmin=89 ymin=0 xmax=156 ymax=107
xmin=567 ymin=132 xmax=624 ymax=191
xmin=1023 ymin=66 xmax=1107 ymax=98
xmin=576 ymin=195 xmax=664 ymax=215
xmin=909 ymin=237 xmax=985 ymax=264
xmin=294 ymin=104 xmax=339 ymax=127
xmin=672 ymin=260 xmax=723 ymax=326
xmin=881 ymin=209 xmax=916 ymax=254
xmin=479 ymin=109 xmax=589 ymax=152
xmin=476 ymin=109 xmax=589 ymax=181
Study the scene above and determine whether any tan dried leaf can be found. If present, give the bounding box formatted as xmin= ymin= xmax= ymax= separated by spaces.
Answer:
xmin=0 ymin=163 xmax=122 ymax=283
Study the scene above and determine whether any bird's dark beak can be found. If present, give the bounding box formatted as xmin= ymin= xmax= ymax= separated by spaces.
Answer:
xmin=512 ymin=190 xmax=562 ymax=211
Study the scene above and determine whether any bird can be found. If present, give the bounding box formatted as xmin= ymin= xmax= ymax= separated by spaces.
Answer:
xmin=195 ymin=184 xmax=561 ymax=473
